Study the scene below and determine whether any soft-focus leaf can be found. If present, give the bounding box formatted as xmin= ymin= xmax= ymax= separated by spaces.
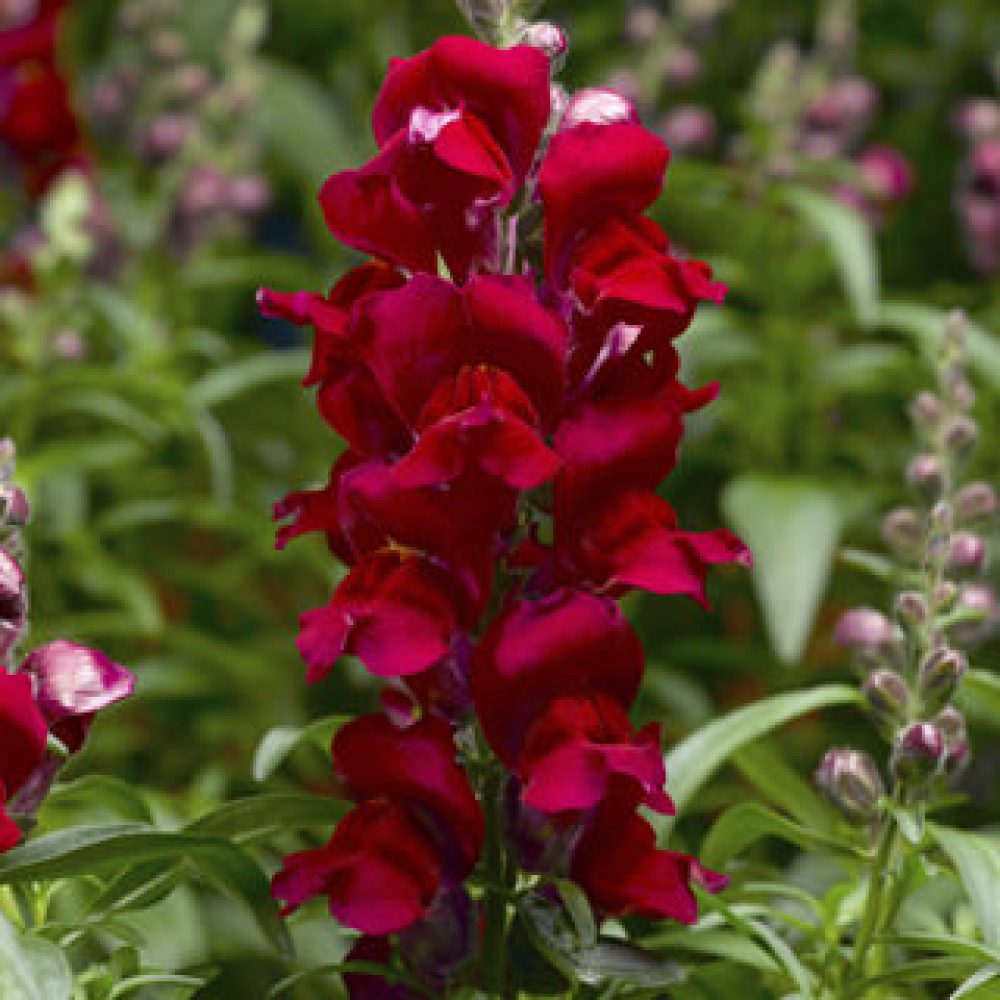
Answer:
xmin=723 ymin=474 xmax=846 ymax=663
xmin=187 ymin=793 xmax=344 ymax=840
xmin=188 ymin=349 xmax=310 ymax=409
xmin=0 ymin=917 xmax=72 ymax=1000
xmin=931 ymin=825 xmax=1000 ymax=947
xmin=951 ymin=965 xmax=1000 ymax=999
xmin=657 ymin=684 xmax=861 ymax=840
xmin=785 ymin=186 xmax=879 ymax=327
xmin=642 ymin=926 xmax=778 ymax=972
xmin=957 ymin=669 xmax=1000 ymax=729
xmin=252 ymin=716 xmax=347 ymax=782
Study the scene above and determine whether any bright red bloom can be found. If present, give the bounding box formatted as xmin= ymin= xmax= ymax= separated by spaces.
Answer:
xmin=519 ymin=694 xmax=674 ymax=815
xmin=320 ymin=37 xmax=550 ymax=279
xmin=333 ymin=713 xmax=484 ymax=875
xmin=540 ymin=122 xmax=669 ymax=284
xmin=0 ymin=672 xmax=47 ymax=850
xmin=272 ymin=800 xmax=442 ymax=934
xmin=571 ymin=786 xmax=727 ymax=923
xmin=471 ymin=588 xmax=643 ymax=766
xmin=297 ymin=551 xmax=465 ymax=683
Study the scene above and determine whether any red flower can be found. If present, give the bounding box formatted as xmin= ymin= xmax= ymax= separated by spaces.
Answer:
xmin=272 ymin=800 xmax=442 ymax=934
xmin=571 ymin=786 xmax=727 ymax=923
xmin=333 ymin=713 xmax=483 ymax=875
xmin=0 ymin=672 xmax=47 ymax=850
xmin=342 ymin=937 xmax=422 ymax=999
xmin=471 ymin=588 xmax=644 ymax=766
xmin=519 ymin=694 xmax=674 ymax=815
xmin=297 ymin=551 xmax=465 ymax=683
xmin=539 ymin=121 xmax=669 ymax=284
xmin=320 ymin=37 xmax=550 ymax=279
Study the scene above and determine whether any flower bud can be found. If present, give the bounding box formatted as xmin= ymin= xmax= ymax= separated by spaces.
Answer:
xmin=662 ymin=47 xmax=701 ymax=87
xmin=549 ymin=82 xmax=569 ymax=120
xmin=918 ymin=647 xmax=967 ymax=714
xmin=932 ymin=579 xmax=958 ymax=611
xmin=561 ymin=87 xmax=638 ymax=129
xmin=659 ymin=105 xmax=716 ymax=154
xmin=815 ymin=749 xmax=884 ymax=822
xmin=895 ymin=591 xmax=929 ymax=625
xmin=626 ymin=4 xmax=661 ymax=43
xmin=891 ymin=722 xmax=945 ymax=783
xmin=955 ymin=483 xmax=998 ymax=523
xmin=880 ymin=507 xmax=923 ymax=553
xmin=930 ymin=501 xmax=954 ymax=533
xmin=909 ymin=391 xmax=944 ymax=429
xmin=141 ymin=114 xmax=195 ymax=161
xmin=933 ymin=706 xmax=970 ymax=772
xmin=907 ymin=454 xmax=943 ymax=496
xmin=171 ymin=64 xmax=212 ymax=101
xmin=948 ymin=531 xmax=986 ymax=571
xmin=862 ymin=669 xmax=909 ymax=726
xmin=151 ymin=29 xmax=186 ymax=62
xmin=956 ymin=582 xmax=997 ymax=620
xmin=834 ymin=607 xmax=899 ymax=653
xmin=858 ymin=145 xmax=913 ymax=204
xmin=943 ymin=415 xmax=978 ymax=453
xmin=0 ymin=485 xmax=28 ymax=526
xmin=954 ymin=98 xmax=1000 ymax=140
xmin=228 ymin=174 xmax=271 ymax=214
xmin=518 ymin=22 xmax=568 ymax=71
xmin=0 ymin=549 xmax=26 ymax=661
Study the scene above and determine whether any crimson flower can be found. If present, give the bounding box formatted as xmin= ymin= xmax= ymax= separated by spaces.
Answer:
xmin=0 ymin=672 xmax=47 ymax=850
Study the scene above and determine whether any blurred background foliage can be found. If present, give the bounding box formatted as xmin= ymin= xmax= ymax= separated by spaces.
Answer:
xmin=2 ymin=0 xmax=999 ymax=995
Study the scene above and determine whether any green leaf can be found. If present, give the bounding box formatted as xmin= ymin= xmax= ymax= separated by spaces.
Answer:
xmin=0 ymin=916 xmax=72 ymax=1000
xmin=641 ymin=927 xmax=778 ymax=972
xmin=878 ymin=302 xmax=1000 ymax=390
xmin=552 ymin=879 xmax=597 ymax=949
xmin=722 ymin=474 xmax=846 ymax=664
xmin=109 ymin=973 xmax=205 ymax=999
xmin=187 ymin=349 xmax=310 ymax=409
xmin=0 ymin=825 xmax=290 ymax=955
xmin=951 ymin=965 xmax=1000 ymax=999
xmin=847 ymin=957 xmax=981 ymax=994
xmin=186 ymin=793 xmax=344 ymax=840
xmin=701 ymin=802 xmax=862 ymax=870
xmin=957 ymin=669 xmax=1000 ymax=729
xmin=785 ymin=186 xmax=880 ymax=327
xmin=931 ymin=825 xmax=1000 ymax=947
xmin=252 ymin=716 xmax=346 ymax=783
xmin=656 ymin=684 xmax=862 ymax=840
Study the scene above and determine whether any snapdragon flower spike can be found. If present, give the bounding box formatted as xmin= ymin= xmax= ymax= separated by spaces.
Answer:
xmin=265 ymin=20 xmax=743 ymax=986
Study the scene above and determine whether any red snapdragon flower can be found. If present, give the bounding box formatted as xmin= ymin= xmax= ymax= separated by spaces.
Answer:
xmin=0 ymin=672 xmax=47 ymax=849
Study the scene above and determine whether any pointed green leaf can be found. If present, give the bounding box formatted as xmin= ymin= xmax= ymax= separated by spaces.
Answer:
xmin=931 ymin=825 xmax=1000 ymax=947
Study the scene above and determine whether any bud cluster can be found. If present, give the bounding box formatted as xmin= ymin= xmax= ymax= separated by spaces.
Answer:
xmin=88 ymin=0 xmax=271 ymax=256
xmin=820 ymin=312 xmax=993 ymax=821
xmin=0 ymin=439 xmax=134 ymax=849
xmin=953 ymin=95 xmax=1000 ymax=274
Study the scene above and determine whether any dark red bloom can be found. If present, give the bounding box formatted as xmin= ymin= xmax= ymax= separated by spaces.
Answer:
xmin=333 ymin=713 xmax=484 ymax=875
xmin=471 ymin=588 xmax=644 ymax=766
xmin=571 ymin=786 xmax=727 ymax=923
xmin=272 ymin=800 xmax=442 ymax=934
xmin=519 ymin=694 xmax=674 ymax=815
xmin=0 ymin=672 xmax=47 ymax=850
xmin=320 ymin=37 xmax=550 ymax=279
xmin=297 ymin=551 xmax=465 ymax=683
xmin=540 ymin=121 xmax=669 ymax=284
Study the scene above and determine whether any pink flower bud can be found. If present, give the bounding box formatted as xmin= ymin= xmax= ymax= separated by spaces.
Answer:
xmin=18 ymin=641 xmax=135 ymax=753
xmin=954 ymin=98 xmax=1000 ymax=140
xmin=815 ymin=748 xmax=884 ymax=822
xmin=909 ymin=391 xmax=944 ymax=428
xmin=857 ymin=145 xmax=914 ymax=204
xmin=142 ymin=114 xmax=194 ymax=160
xmin=933 ymin=706 xmax=970 ymax=772
xmin=907 ymin=454 xmax=943 ymax=495
xmin=918 ymin=647 xmax=967 ymax=713
xmin=561 ymin=87 xmax=639 ymax=129
xmin=881 ymin=507 xmax=923 ymax=552
xmin=0 ymin=0 xmax=37 ymax=30
xmin=895 ymin=591 xmax=929 ymax=625
xmin=172 ymin=64 xmax=212 ymax=101
xmin=0 ymin=550 xmax=27 ymax=660
xmin=834 ymin=607 xmax=898 ymax=651
xmin=659 ymin=105 xmax=716 ymax=154
xmin=626 ymin=4 xmax=661 ymax=43
xmin=948 ymin=531 xmax=986 ymax=571
xmin=972 ymin=138 xmax=1000 ymax=193
xmin=955 ymin=482 xmax=998 ymax=523
xmin=518 ymin=22 xmax=568 ymax=71
xmin=943 ymin=415 xmax=978 ymax=452
xmin=862 ymin=669 xmax=909 ymax=725
xmin=956 ymin=582 xmax=997 ymax=620
xmin=0 ymin=485 xmax=29 ymax=526
xmin=892 ymin=722 xmax=945 ymax=782
xmin=228 ymin=175 xmax=271 ymax=214
xmin=662 ymin=47 xmax=701 ymax=87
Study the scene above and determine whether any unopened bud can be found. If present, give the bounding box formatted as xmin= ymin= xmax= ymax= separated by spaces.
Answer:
xmin=943 ymin=415 xmax=978 ymax=452
xmin=549 ymin=83 xmax=569 ymax=120
xmin=662 ymin=47 xmax=701 ymax=87
xmin=815 ymin=749 xmax=884 ymax=822
xmin=918 ymin=647 xmax=968 ymax=713
xmin=0 ymin=485 xmax=28 ymax=526
xmin=907 ymin=454 xmax=943 ymax=496
xmin=518 ymin=22 xmax=568 ymax=70
xmin=955 ymin=483 xmax=998 ymax=523
xmin=834 ymin=607 xmax=898 ymax=652
xmin=228 ymin=174 xmax=271 ymax=214
xmin=933 ymin=706 xmax=970 ymax=772
xmin=862 ymin=669 xmax=909 ymax=726
xmin=895 ymin=591 xmax=928 ymax=625
xmin=954 ymin=98 xmax=1000 ymax=140
xmin=626 ymin=4 xmax=661 ymax=43
xmin=956 ymin=582 xmax=997 ymax=620
xmin=172 ymin=64 xmax=212 ymax=101
xmin=932 ymin=580 xmax=958 ymax=610
xmin=660 ymin=105 xmax=717 ymax=154
xmin=881 ymin=507 xmax=923 ymax=553
xmin=948 ymin=531 xmax=986 ymax=571
xmin=561 ymin=87 xmax=638 ymax=129
xmin=0 ymin=549 xmax=26 ymax=660
xmin=142 ymin=114 xmax=194 ymax=160
xmin=892 ymin=722 xmax=945 ymax=782
xmin=909 ymin=391 xmax=944 ymax=428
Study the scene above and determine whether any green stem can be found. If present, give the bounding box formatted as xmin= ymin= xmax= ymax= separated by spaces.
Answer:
xmin=482 ymin=766 xmax=510 ymax=996
xmin=849 ymin=813 xmax=901 ymax=990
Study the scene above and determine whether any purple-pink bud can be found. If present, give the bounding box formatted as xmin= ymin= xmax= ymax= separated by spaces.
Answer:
xmin=957 ymin=582 xmax=997 ymax=620
xmin=815 ymin=748 xmax=884 ymax=821
xmin=18 ymin=641 xmax=135 ymax=752
xmin=909 ymin=391 xmax=944 ymax=428
xmin=955 ymin=483 xmax=998 ymax=523
xmin=907 ymin=454 xmax=943 ymax=495
xmin=862 ymin=669 xmax=909 ymax=725
xmin=918 ymin=647 xmax=967 ymax=713
xmin=943 ymin=415 xmax=978 ymax=452
xmin=892 ymin=722 xmax=945 ymax=782
xmin=834 ymin=607 xmax=898 ymax=651
xmin=954 ymin=98 xmax=1000 ymax=141
xmin=0 ymin=550 xmax=26 ymax=660
xmin=659 ymin=105 xmax=716 ymax=154
xmin=662 ymin=47 xmax=701 ymax=87
xmin=948 ymin=531 xmax=986 ymax=571
xmin=142 ymin=114 xmax=194 ymax=160
xmin=562 ymin=87 xmax=639 ymax=129
xmin=626 ymin=4 xmax=661 ymax=43
xmin=895 ymin=591 xmax=929 ymax=625
xmin=519 ymin=22 xmax=568 ymax=70
xmin=880 ymin=507 xmax=923 ymax=552
xmin=857 ymin=145 xmax=914 ymax=204
xmin=228 ymin=175 xmax=271 ymax=214
xmin=933 ymin=706 xmax=970 ymax=772
xmin=0 ymin=484 xmax=29 ymax=526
